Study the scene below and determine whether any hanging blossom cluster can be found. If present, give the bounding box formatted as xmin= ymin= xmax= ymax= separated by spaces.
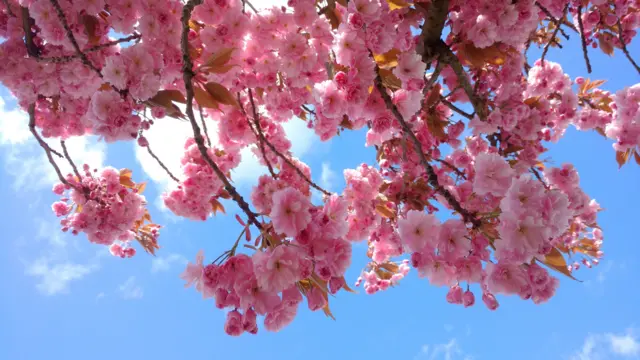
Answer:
xmin=1 ymin=0 xmax=639 ymax=336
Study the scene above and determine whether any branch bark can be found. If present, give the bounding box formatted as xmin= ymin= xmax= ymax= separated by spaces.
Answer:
xmin=181 ymin=0 xmax=264 ymax=231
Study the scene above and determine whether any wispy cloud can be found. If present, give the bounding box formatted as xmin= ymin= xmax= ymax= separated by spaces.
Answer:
xmin=118 ymin=276 xmax=143 ymax=300
xmin=571 ymin=328 xmax=640 ymax=360
xmin=417 ymin=338 xmax=473 ymax=360
xmin=26 ymin=258 xmax=98 ymax=295
xmin=320 ymin=162 xmax=336 ymax=191
xmin=151 ymin=253 xmax=187 ymax=273
xmin=0 ymin=94 xmax=106 ymax=190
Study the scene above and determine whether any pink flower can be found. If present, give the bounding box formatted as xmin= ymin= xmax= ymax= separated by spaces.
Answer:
xmin=482 ymin=292 xmax=499 ymax=310
xmin=224 ymin=310 xmax=244 ymax=336
xmin=463 ymin=290 xmax=475 ymax=307
xmin=102 ymin=56 xmax=127 ymax=90
xmin=52 ymin=201 xmax=70 ymax=216
xmin=270 ymin=188 xmax=312 ymax=237
xmin=398 ymin=210 xmax=440 ymax=253
xmin=264 ymin=303 xmax=298 ymax=332
xmin=252 ymin=245 xmax=306 ymax=293
xmin=321 ymin=195 xmax=349 ymax=239
xmin=484 ymin=262 xmax=530 ymax=296
xmin=446 ymin=285 xmax=464 ymax=304
xmin=181 ymin=250 xmax=205 ymax=290
xmin=437 ymin=219 xmax=471 ymax=259
xmin=393 ymin=53 xmax=427 ymax=85
xmin=473 ymin=153 xmax=514 ymax=197
xmin=242 ymin=308 xmax=258 ymax=334
xmin=306 ymin=286 xmax=327 ymax=311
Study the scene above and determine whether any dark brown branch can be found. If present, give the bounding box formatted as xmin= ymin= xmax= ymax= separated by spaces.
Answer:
xmin=535 ymin=2 xmax=578 ymax=33
xmin=576 ymin=5 xmax=592 ymax=74
xmin=301 ymin=104 xmax=316 ymax=115
xmin=437 ymin=42 xmax=486 ymax=120
xmin=246 ymin=90 xmax=333 ymax=196
xmin=3 ymin=0 xmax=15 ymax=17
xmin=49 ymin=0 xmax=104 ymax=78
xmin=198 ymin=106 xmax=212 ymax=147
xmin=147 ymin=144 xmax=180 ymax=183
xmin=530 ymin=167 xmax=550 ymax=190
xmin=614 ymin=16 xmax=640 ymax=74
xmin=28 ymin=104 xmax=76 ymax=188
xmin=181 ymin=0 xmax=264 ymax=231
xmin=21 ymin=7 xmax=39 ymax=57
xmin=60 ymin=140 xmax=82 ymax=181
xmin=373 ymin=65 xmax=480 ymax=228
xmin=435 ymin=158 xmax=467 ymax=180
xmin=440 ymin=96 xmax=472 ymax=119
xmin=541 ymin=5 xmax=568 ymax=64
xmin=38 ymin=34 xmax=141 ymax=64
xmin=416 ymin=0 xmax=450 ymax=64
xmin=241 ymin=91 xmax=277 ymax=179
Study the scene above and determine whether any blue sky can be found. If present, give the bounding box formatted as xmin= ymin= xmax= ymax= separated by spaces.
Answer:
xmin=2 ymin=16 xmax=640 ymax=360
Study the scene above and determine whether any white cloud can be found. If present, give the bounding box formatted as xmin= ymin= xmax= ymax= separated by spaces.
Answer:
xmin=151 ymin=253 xmax=187 ymax=273
xmin=96 ymin=292 xmax=105 ymax=300
xmin=118 ymin=276 xmax=143 ymax=299
xmin=0 ymin=94 xmax=106 ymax=190
xmin=26 ymin=258 xmax=98 ymax=295
xmin=418 ymin=338 xmax=473 ymax=360
xmin=609 ymin=333 xmax=640 ymax=357
xmin=571 ymin=329 xmax=640 ymax=360
xmin=320 ymin=162 xmax=336 ymax=191
xmin=282 ymin=118 xmax=316 ymax=158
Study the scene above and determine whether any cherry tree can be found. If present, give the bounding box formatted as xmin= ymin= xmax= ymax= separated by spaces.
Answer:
xmin=1 ymin=0 xmax=638 ymax=336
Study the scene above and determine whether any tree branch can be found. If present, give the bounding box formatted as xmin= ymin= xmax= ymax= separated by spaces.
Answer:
xmin=541 ymin=5 xmax=568 ymax=64
xmin=38 ymin=34 xmax=141 ymax=64
xmin=147 ymin=144 xmax=180 ymax=183
xmin=437 ymin=42 xmax=486 ymax=120
xmin=416 ymin=0 xmax=450 ymax=64
xmin=60 ymin=140 xmax=82 ymax=181
xmin=614 ymin=15 xmax=640 ymax=74
xmin=373 ymin=65 xmax=480 ymax=228
xmin=21 ymin=7 xmax=39 ymax=57
xmin=239 ymin=91 xmax=277 ymax=179
xmin=246 ymin=90 xmax=333 ymax=197
xmin=28 ymin=104 xmax=76 ymax=189
xmin=181 ymin=0 xmax=264 ymax=231
xmin=49 ymin=0 xmax=104 ymax=78
xmin=435 ymin=158 xmax=467 ymax=180
xmin=535 ymin=2 xmax=578 ymax=33
xmin=198 ymin=106 xmax=212 ymax=147
xmin=440 ymin=96 xmax=472 ymax=119
xmin=576 ymin=5 xmax=592 ymax=74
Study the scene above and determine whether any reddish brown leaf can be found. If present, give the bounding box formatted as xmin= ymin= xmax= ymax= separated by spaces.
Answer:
xmin=81 ymin=15 xmax=101 ymax=45
xmin=374 ymin=48 xmax=401 ymax=69
xmin=202 ymin=48 xmax=235 ymax=71
xmin=210 ymin=198 xmax=226 ymax=216
xmin=635 ymin=150 xmax=640 ymax=165
xmin=386 ymin=0 xmax=410 ymax=10
xmin=375 ymin=204 xmax=396 ymax=219
xmin=203 ymin=82 xmax=238 ymax=107
xmin=194 ymin=85 xmax=220 ymax=109
xmin=541 ymin=248 xmax=580 ymax=281
xmin=616 ymin=149 xmax=631 ymax=169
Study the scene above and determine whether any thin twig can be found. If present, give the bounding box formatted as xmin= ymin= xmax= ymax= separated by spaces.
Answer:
xmin=435 ymin=158 xmax=467 ymax=180
xmin=373 ymin=65 xmax=480 ymax=228
xmin=49 ymin=0 xmax=103 ymax=77
xmin=239 ymin=92 xmax=277 ymax=179
xmin=440 ymin=97 xmax=472 ymax=119
xmin=28 ymin=104 xmax=76 ymax=188
xmin=535 ymin=2 xmax=578 ymax=33
xmin=37 ymin=34 xmax=141 ymax=64
xmin=198 ymin=106 xmax=212 ymax=147
xmin=247 ymin=90 xmax=333 ymax=196
xmin=614 ymin=16 xmax=640 ymax=74
xmin=437 ymin=42 xmax=486 ymax=120
xmin=147 ymin=144 xmax=180 ymax=183
xmin=530 ymin=167 xmax=550 ymax=190
xmin=181 ymin=0 xmax=264 ymax=231
xmin=60 ymin=140 xmax=82 ymax=181
xmin=541 ymin=5 xmax=568 ymax=64
xmin=576 ymin=5 xmax=592 ymax=74
xmin=301 ymin=104 xmax=316 ymax=115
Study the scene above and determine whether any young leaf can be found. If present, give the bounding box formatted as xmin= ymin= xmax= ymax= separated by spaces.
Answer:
xmin=386 ymin=0 xmax=411 ymax=10
xmin=375 ymin=204 xmax=396 ymax=219
xmin=541 ymin=248 xmax=580 ymax=281
xmin=374 ymin=48 xmax=401 ymax=69
xmin=616 ymin=149 xmax=631 ymax=169
xmin=194 ymin=85 xmax=220 ymax=110
xmin=203 ymin=48 xmax=235 ymax=71
xmin=635 ymin=150 xmax=640 ymax=165
xmin=203 ymin=82 xmax=238 ymax=107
